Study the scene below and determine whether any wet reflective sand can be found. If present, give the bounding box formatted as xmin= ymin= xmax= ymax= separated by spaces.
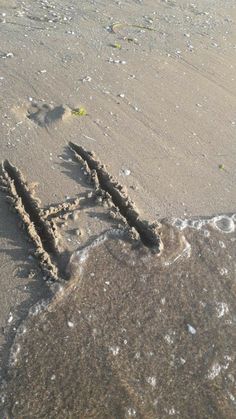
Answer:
xmin=2 ymin=216 xmax=236 ymax=418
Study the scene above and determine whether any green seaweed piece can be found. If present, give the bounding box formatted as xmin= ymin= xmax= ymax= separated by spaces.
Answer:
xmin=111 ymin=42 xmax=122 ymax=49
xmin=72 ymin=107 xmax=87 ymax=117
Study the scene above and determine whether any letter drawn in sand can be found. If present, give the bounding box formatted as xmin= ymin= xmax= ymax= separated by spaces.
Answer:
xmin=0 ymin=147 xmax=236 ymax=419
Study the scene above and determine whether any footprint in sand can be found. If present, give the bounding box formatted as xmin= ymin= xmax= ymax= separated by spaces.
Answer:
xmin=27 ymin=102 xmax=72 ymax=127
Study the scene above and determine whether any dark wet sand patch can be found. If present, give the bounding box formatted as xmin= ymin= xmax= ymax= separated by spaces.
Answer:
xmin=2 ymin=221 xmax=236 ymax=418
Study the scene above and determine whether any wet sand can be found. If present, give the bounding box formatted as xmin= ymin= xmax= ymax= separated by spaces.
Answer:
xmin=0 ymin=0 xmax=236 ymax=418
xmin=2 ymin=218 xmax=236 ymax=418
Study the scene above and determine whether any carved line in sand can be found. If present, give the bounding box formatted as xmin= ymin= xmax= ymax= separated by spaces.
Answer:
xmin=0 ymin=160 xmax=59 ymax=281
xmin=0 ymin=144 xmax=162 ymax=285
xmin=69 ymin=142 xmax=162 ymax=251
xmin=0 ymin=161 xmax=80 ymax=282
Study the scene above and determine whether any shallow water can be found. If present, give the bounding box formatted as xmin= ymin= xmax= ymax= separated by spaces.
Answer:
xmin=1 ymin=215 xmax=236 ymax=418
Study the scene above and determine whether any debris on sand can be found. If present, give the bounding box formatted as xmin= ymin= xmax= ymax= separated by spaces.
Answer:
xmin=110 ymin=42 xmax=122 ymax=49
xmin=71 ymin=107 xmax=87 ymax=117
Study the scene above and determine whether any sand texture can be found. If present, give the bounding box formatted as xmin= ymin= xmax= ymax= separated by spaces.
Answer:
xmin=0 ymin=0 xmax=236 ymax=418
xmin=2 ymin=219 xmax=236 ymax=418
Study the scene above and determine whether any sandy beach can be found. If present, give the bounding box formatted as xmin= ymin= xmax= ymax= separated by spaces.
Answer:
xmin=0 ymin=0 xmax=236 ymax=417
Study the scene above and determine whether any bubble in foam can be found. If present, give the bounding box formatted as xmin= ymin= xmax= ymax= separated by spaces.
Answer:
xmin=172 ymin=218 xmax=188 ymax=230
xmin=211 ymin=216 xmax=235 ymax=234
xmin=172 ymin=214 xmax=235 ymax=237
xmin=188 ymin=219 xmax=205 ymax=230
xmin=219 ymin=241 xmax=226 ymax=249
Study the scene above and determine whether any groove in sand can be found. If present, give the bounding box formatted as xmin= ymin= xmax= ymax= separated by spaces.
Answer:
xmin=69 ymin=142 xmax=162 ymax=251
xmin=0 ymin=160 xmax=61 ymax=281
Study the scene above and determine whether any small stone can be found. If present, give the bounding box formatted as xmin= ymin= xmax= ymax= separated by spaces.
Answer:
xmin=147 ymin=376 xmax=156 ymax=387
xmin=8 ymin=312 xmax=13 ymax=324
xmin=75 ymin=228 xmax=83 ymax=237
xmin=123 ymin=168 xmax=131 ymax=176
xmin=82 ymin=75 xmax=92 ymax=82
xmin=72 ymin=211 xmax=79 ymax=221
xmin=187 ymin=324 xmax=196 ymax=335
xmin=109 ymin=346 xmax=120 ymax=356
xmin=87 ymin=191 xmax=93 ymax=199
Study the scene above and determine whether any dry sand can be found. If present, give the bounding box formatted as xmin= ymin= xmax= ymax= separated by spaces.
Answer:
xmin=0 ymin=0 xmax=236 ymax=417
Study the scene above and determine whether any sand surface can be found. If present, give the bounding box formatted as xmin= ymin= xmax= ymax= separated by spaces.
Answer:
xmin=0 ymin=0 xmax=236 ymax=417
xmin=2 ymin=219 xmax=236 ymax=418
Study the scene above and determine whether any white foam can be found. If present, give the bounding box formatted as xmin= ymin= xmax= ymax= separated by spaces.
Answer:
xmin=207 ymin=357 xmax=231 ymax=381
xmin=172 ymin=218 xmax=188 ymax=230
xmin=188 ymin=219 xmax=205 ymax=230
xmin=109 ymin=346 xmax=120 ymax=356
xmin=164 ymin=236 xmax=191 ymax=266
xmin=146 ymin=376 xmax=156 ymax=387
xmin=208 ymin=362 xmax=221 ymax=380
xmin=172 ymin=213 xmax=236 ymax=234
xmin=168 ymin=408 xmax=177 ymax=416
xmin=216 ymin=302 xmax=229 ymax=318
xmin=68 ymin=229 xmax=125 ymax=276
xmin=210 ymin=215 xmax=235 ymax=233
xmin=164 ymin=334 xmax=174 ymax=345
xmin=9 ymin=343 xmax=21 ymax=367
xmin=219 ymin=267 xmax=228 ymax=276
xmin=228 ymin=390 xmax=236 ymax=404
xmin=219 ymin=241 xmax=226 ymax=248
xmin=126 ymin=407 xmax=137 ymax=417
